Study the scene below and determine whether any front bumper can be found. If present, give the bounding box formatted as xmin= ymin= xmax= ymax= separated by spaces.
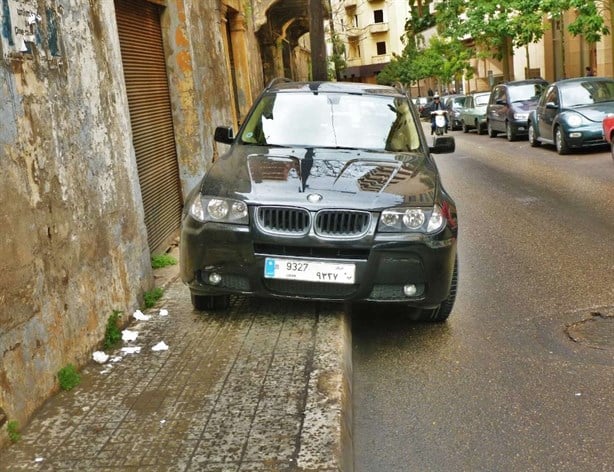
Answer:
xmin=563 ymin=125 xmax=607 ymax=149
xmin=510 ymin=119 xmax=529 ymax=135
xmin=180 ymin=218 xmax=457 ymax=307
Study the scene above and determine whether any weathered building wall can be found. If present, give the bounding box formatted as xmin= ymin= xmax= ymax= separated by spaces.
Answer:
xmin=0 ymin=0 xmax=263 ymax=447
xmin=0 ymin=0 xmax=153 ymax=444
xmin=165 ymin=0 xmax=264 ymax=195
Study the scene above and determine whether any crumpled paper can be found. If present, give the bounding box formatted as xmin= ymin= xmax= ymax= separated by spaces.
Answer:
xmin=151 ymin=341 xmax=169 ymax=352
xmin=133 ymin=310 xmax=151 ymax=321
xmin=121 ymin=346 xmax=142 ymax=354
xmin=92 ymin=351 xmax=109 ymax=364
xmin=122 ymin=329 xmax=139 ymax=342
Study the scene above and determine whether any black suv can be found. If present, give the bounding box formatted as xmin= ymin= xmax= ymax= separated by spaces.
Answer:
xmin=180 ymin=80 xmax=459 ymax=321
xmin=486 ymin=79 xmax=548 ymax=141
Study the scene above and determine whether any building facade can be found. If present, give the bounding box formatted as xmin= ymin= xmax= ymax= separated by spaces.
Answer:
xmin=332 ymin=0 xmax=409 ymax=83
xmin=0 ymin=0 xmax=263 ymax=445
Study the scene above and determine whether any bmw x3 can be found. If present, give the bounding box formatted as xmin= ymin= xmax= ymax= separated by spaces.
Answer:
xmin=180 ymin=80 xmax=459 ymax=321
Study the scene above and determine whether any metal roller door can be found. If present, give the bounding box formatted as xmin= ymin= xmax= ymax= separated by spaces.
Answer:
xmin=115 ymin=0 xmax=182 ymax=253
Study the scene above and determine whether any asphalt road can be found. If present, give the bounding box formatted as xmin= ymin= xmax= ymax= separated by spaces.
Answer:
xmin=351 ymin=128 xmax=614 ymax=471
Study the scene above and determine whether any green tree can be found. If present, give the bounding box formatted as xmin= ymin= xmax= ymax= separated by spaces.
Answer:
xmin=435 ymin=0 xmax=545 ymax=81
xmin=434 ymin=0 xmax=611 ymax=80
xmin=377 ymin=36 xmax=472 ymax=95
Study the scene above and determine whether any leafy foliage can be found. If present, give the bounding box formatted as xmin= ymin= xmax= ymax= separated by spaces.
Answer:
xmin=57 ymin=364 xmax=81 ymax=391
xmin=151 ymin=253 xmax=177 ymax=269
xmin=7 ymin=420 xmax=21 ymax=443
xmin=103 ymin=310 xmax=122 ymax=350
xmin=143 ymin=288 xmax=164 ymax=309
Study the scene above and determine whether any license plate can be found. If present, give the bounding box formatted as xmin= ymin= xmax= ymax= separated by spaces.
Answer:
xmin=264 ymin=258 xmax=355 ymax=284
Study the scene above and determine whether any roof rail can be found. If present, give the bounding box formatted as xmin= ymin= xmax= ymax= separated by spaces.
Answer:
xmin=266 ymin=77 xmax=292 ymax=89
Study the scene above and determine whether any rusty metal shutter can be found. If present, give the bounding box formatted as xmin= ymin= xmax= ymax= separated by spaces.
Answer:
xmin=115 ymin=0 xmax=182 ymax=254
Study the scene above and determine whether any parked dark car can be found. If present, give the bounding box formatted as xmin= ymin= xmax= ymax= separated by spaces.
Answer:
xmin=528 ymin=77 xmax=614 ymax=154
xmin=180 ymin=80 xmax=459 ymax=321
xmin=444 ymin=94 xmax=467 ymax=130
xmin=486 ymin=79 xmax=548 ymax=141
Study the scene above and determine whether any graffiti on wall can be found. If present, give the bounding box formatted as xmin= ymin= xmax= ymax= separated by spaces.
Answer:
xmin=0 ymin=0 xmax=59 ymax=59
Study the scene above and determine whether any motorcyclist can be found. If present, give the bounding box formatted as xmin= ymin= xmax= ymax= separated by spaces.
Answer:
xmin=426 ymin=94 xmax=449 ymax=135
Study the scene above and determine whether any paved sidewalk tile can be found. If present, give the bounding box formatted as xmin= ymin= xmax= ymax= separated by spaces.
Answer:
xmin=1 ymin=280 xmax=348 ymax=471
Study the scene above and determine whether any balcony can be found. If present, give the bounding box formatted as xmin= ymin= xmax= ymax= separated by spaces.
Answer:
xmin=344 ymin=0 xmax=357 ymax=9
xmin=370 ymin=54 xmax=391 ymax=64
xmin=346 ymin=27 xmax=361 ymax=40
xmin=368 ymin=22 xmax=389 ymax=34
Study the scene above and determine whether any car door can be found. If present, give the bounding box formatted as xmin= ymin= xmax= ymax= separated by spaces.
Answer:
xmin=462 ymin=95 xmax=474 ymax=125
xmin=538 ymin=85 xmax=559 ymax=141
xmin=489 ymin=85 xmax=506 ymax=132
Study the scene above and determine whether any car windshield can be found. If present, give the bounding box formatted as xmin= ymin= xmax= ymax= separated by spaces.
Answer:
xmin=509 ymin=83 xmax=546 ymax=102
xmin=561 ymin=80 xmax=614 ymax=107
xmin=239 ymin=92 xmax=422 ymax=152
xmin=475 ymin=94 xmax=490 ymax=106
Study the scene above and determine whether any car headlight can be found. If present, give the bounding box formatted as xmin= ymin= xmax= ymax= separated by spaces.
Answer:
xmin=565 ymin=114 xmax=583 ymax=127
xmin=189 ymin=195 xmax=249 ymax=224
xmin=378 ymin=205 xmax=446 ymax=233
xmin=513 ymin=112 xmax=529 ymax=121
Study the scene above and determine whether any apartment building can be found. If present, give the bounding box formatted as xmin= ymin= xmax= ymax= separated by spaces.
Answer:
xmin=332 ymin=0 xmax=409 ymax=83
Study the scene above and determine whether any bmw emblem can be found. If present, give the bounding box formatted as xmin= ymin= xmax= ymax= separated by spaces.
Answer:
xmin=307 ymin=193 xmax=323 ymax=203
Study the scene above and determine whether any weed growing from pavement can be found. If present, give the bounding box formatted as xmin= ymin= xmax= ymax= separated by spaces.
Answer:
xmin=57 ymin=364 xmax=80 ymax=391
xmin=103 ymin=310 xmax=122 ymax=350
xmin=143 ymin=287 xmax=164 ymax=309
xmin=7 ymin=420 xmax=20 ymax=443
xmin=151 ymin=253 xmax=177 ymax=269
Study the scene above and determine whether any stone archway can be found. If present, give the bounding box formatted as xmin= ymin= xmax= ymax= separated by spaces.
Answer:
xmin=254 ymin=0 xmax=328 ymax=83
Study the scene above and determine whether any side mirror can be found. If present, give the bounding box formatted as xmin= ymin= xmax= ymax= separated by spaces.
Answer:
xmin=545 ymin=102 xmax=558 ymax=110
xmin=430 ymin=136 xmax=455 ymax=154
xmin=496 ymin=99 xmax=506 ymax=105
xmin=214 ymin=126 xmax=234 ymax=144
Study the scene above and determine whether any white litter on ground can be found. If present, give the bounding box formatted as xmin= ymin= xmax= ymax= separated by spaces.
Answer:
xmin=122 ymin=329 xmax=139 ymax=342
xmin=121 ymin=346 xmax=142 ymax=354
xmin=133 ymin=310 xmax=151 ymax=321
xmin=151 ymin=341 xmax=169 ymax=351
xmin=34 ymin=458 xmax=44 ymax=463
xmin=110 ymin=356 xmax=122 ymax=363
xmin=92 ymin=351 xmax=109 ymax=364
xmin=159 ymin=308 xmax=169 ymax=317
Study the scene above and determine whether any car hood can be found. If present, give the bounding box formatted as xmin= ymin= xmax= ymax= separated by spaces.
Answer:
xmin=564 ymin=103 xmax=614 ymax=122
xmin=201 ymin=146 xmax=438 ymax=210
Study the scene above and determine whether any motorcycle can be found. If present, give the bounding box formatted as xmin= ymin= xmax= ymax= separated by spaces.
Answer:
xmin=431 ymin=109 xmax=448 ymax=136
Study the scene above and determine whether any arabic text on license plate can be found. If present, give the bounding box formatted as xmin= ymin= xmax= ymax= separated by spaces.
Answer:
xmin=264 ymin=258 xmax=355 ymax=284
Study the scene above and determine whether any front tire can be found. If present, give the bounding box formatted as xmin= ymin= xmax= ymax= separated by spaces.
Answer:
xmin=487 ymin=122 xmax=498 ymax=138
xmin=611 ymin=139 xmax=614 ymax=162
xmin=528 ymin=122 xmax=540 ymax=147
xmin=477 ymin=121 xmax=485 ymax=135
xmin=191 ymin=293 xmax=230 ymax=311
xmin=421 ymin=259 xmax=458 ymax=322
xmin=555 ymin=127 xmax=569 ymax=155
xmin=462 ymin=121 xmax=469 ymax=133
xmin=506 ymin=122 xmax=517 ymax=141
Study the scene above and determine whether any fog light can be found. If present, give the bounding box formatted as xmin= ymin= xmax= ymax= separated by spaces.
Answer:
xmin=403 ymin=284 xmax=417 ymax=296
xmin=569 ymin=132 xmax=581 ymax=138
xmin=209 ymin=272 xmax=222 ymax=285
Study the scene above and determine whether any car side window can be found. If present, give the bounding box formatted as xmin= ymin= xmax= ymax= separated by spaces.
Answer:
xmin=497 ymin=87 xmax=506 ymax=104
xmin=539 ymin=87 xmax=556 ymax=106
xmin=545 ymin=87 xmax=558 ymax=106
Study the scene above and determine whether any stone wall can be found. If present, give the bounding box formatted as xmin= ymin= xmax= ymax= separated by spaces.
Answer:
xmin=0 ymin=0 xmax=262 ymax=447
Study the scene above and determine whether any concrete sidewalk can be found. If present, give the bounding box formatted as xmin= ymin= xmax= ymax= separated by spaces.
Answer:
xmin=1 ymin=259 xmax=352 ymax=471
